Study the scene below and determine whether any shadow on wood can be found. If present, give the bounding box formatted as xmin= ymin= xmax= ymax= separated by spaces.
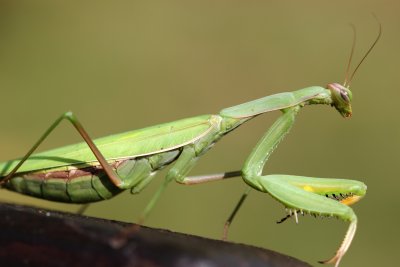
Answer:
xmin=0 ymin=203 xmax=311 ymax=267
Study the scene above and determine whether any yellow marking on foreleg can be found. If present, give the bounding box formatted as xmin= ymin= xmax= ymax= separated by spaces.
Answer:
xmin=340 ymin=195 xmax=362 ymax=206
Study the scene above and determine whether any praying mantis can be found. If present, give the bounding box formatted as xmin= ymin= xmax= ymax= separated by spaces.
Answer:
xmin=0 ymin=23 xmax=381 ymax=267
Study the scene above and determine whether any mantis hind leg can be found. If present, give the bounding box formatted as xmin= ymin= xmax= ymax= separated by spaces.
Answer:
xmin=0 ymin=112 xmax=125 ymax=188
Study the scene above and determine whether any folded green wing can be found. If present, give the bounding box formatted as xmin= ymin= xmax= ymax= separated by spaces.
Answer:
xmin=0 ymin=115 xmax=218 ymax=174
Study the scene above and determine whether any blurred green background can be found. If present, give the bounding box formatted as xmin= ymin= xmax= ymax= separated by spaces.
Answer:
xmin=0 ymin=0 xmax=398 ymax=266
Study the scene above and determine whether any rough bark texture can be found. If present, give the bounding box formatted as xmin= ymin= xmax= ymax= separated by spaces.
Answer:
xmin=0 ymin=203 xmax=311 ymax=267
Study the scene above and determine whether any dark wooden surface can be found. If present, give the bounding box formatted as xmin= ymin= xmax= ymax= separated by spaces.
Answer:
xmin=0 ymin=203 xmax=311 ymax=267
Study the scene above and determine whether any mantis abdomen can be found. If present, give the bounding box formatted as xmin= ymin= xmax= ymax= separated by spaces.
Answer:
xmin=5 ymin=149 xmax=181 ymax=203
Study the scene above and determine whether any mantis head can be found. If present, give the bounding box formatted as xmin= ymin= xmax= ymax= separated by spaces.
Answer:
xmin=328 ymin=18 xmax=381 ymax=118
xmin=327 ymin=83 xmax=353 ymax=118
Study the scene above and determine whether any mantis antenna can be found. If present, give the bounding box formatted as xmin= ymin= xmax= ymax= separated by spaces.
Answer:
xmin=344 ymin=18 xmax=382 ymax=88
xmin=343 ymin=24 xmax=356 ymax=87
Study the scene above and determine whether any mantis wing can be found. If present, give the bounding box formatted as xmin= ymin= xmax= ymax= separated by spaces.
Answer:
xmin=0 ymin=115 xmax=218 ymax=174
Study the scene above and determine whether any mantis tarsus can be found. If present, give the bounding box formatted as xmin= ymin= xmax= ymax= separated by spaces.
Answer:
xmin=0 ymin=24 xmax=381 ymax=267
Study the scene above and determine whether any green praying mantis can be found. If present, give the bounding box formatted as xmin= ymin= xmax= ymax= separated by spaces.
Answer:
xmin=0 ymin=24 xmax=381 ymax=267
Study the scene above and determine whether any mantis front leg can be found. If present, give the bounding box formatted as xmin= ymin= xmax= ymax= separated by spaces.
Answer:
xmin=240 ymin=106 xmax=366 ymax=267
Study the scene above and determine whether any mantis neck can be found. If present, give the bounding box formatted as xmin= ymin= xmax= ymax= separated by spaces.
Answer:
xmin=219 ymin=86 xmax=332 ymax=120
xmin=218 ymin=86 xmax=333 ymax=134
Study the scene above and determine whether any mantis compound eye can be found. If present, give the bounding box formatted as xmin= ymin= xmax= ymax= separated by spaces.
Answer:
xmin=340 ymin=90 xmax=350 ymax=102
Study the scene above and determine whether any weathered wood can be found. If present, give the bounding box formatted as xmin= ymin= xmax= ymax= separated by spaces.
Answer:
xmin=0 ymin=203 xmax=311 ymax=267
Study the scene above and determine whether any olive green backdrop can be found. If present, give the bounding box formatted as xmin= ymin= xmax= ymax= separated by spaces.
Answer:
xmin=0 ymin=1 xmax=397 ymax=266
